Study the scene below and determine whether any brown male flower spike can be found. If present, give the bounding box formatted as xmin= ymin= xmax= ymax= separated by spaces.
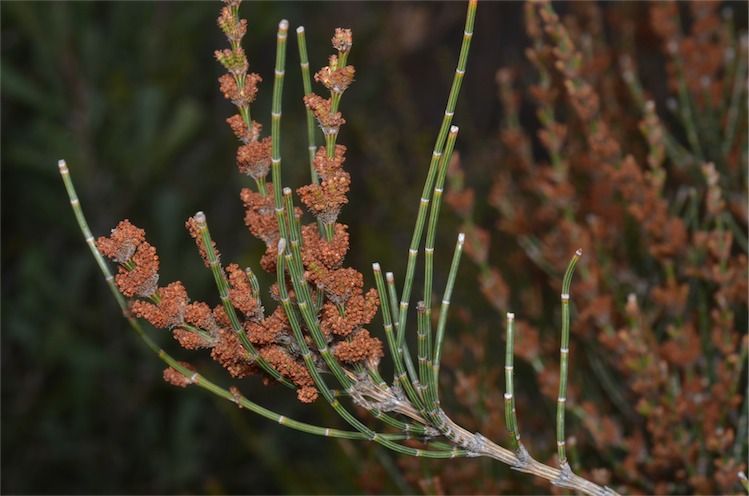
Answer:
xmin=315 ymin=56 xmax=355 ymax=94
xmin=163 ymin=362 xmax=196 ymax=388
xmin=215 ymin=47 xmax=248 ymax=76
xmin=219 ymin=73 xmax=262 ymax=107
xmin=296 ymin=170 xmax=351 ymax=225
xmin=217 ymin=5 xmax=247 ymax=44
xmin=96 ymin=219 xmax=145 ymax=263
xmin=131 ymin=281 xmax=188 ymax=329
xmin=331 ymin=27 xmax=352 ymax=53
xmin=236 ymin=137 xmax=272 ymax=179
xmin=96 ymin=221 xmax=160 ymax=298
xmin=303 ymin=93 xmax=346 ymax=134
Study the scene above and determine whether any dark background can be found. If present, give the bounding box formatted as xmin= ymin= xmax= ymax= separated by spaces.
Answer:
xmin=2 ymin=1 xmax=746 ymax=495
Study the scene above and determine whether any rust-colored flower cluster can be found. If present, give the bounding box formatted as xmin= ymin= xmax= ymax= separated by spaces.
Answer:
xmin=297 ymin=145 xmax=351 ymax=226
xmin=304 ymin=30 xmax=355 ymax=136
xmin=97 ymin=220 xmax=159 ymax=298
xmin=215 ymin=1 xmax=269 ymax=172
xmin=97 ymin=1 xmax=383 ymax=405
xmin=97 ymin=215 xmax=319 ymax=403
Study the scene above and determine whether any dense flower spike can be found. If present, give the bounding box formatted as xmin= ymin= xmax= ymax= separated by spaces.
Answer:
xmin=240 ymin=185 xmax=278 ymax=243
xmin=303 ymin=93 xmax=346 ymax=134
xmin=211 ymin=329 xmax=255 ymax=378
xmin=315 ymin=56 xmax=355 ymax=94
xmin=96 ymin=220 xmax=145 ymax=263
xmin=131 ymin=282 xmax=188 ymax=329
xmin=96 ymin=221 xmax=160 ymax=298
xmin=214 ymin=47 xmax=248 ymax=76
xmin=331 ymin=28 xmax=352 ymax=53
xmin=260 ymin=346 xmax=317 ymax=403
xmin=333 ymin=329 xmax=383 ymax=365
xmin=301 ymin=223 xmax=349 ymax=269
xmin=219 ymin=73 xmax=262 ymax=107
xmin=245 ymin=307 xmax=288 ymax=346
xmin=236 ymin=137 xmax=272 ymax=179
xmin=227 ymin=115 xmax=262 ymax=143
xmin=163 ymin=362 xmax=196 ymax=388
xmin=217 ymin=5 xmax=247 ymax=44
xmin=296 ymin=170 xmax=350 ymax=225
xmin=226 ymin=263 xmax=260 ymax=319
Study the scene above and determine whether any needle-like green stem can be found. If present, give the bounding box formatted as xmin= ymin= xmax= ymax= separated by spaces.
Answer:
xmin=504 ymin=312 xmax=520 ymax=451
xmin=556 ymin=249 xmax=582 ymax=467
xmin=397 ymin=0 xmax=477 ymax=347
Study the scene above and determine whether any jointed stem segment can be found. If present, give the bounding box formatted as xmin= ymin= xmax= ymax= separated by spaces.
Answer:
xmin=397 ymin=0 xmax=477 ymax=346
xmin=556 ymin=248 xmax=582 ymax=467
xmin=431 ymin=233 xmax=465 ymax=407
xmin=504 ymin=312 xmax=520 ymax=451
xmin=295 ymin=26 xmax=319 ymax=186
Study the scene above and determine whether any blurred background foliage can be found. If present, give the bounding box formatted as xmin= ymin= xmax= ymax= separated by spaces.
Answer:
xmin=2 ymin=1 xmax=747 ymax=494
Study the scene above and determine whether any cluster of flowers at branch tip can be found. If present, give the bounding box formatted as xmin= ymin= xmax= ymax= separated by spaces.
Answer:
xmin=95 ymin=2 xmax=383 ymax=405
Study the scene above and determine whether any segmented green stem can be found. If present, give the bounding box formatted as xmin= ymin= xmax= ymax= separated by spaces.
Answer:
xmin=416 ymin=301 xmax=429 ymax=405
xmin=422 ymin=126 xmax=459 ymax=410
xmin=296 ymin=26 xmax=319 ymax=185
xmin=386 ymin=271 xmax=422 ymax=404
xmin=277 ymin=241 xmax=465 ymax=459
xmin=373 ymin=265 xmax=426 ymax=412
xmin=245 ymin=267 xmax=260 ymax=298
xmin=57 ymin=159 xmax=417 ymax=442
xmin=324 ymin=47 xmax=348 ymax=159
xmin=397 ymin=0 xmax=476 ymax=345
xmin=557 ymin=248 xmax=582 ymax=467
xmin=280 ymin=226 xmax=430 ymax=435
xmin=431 ymin=232 xmax=465 ymax=408
xmin=271 ymin=20 xmax=289 ymax=225
xmin=504 ymin=312 xmax=520 ymax=451
xmin=283 ymin=187 xmax=428 ymax=435
xmin=192 ymin=211 xmax=294 ymax=389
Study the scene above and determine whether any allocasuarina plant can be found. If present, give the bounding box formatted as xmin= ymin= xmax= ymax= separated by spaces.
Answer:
xmin=60 ymin=1 xmax=627 ymax=493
